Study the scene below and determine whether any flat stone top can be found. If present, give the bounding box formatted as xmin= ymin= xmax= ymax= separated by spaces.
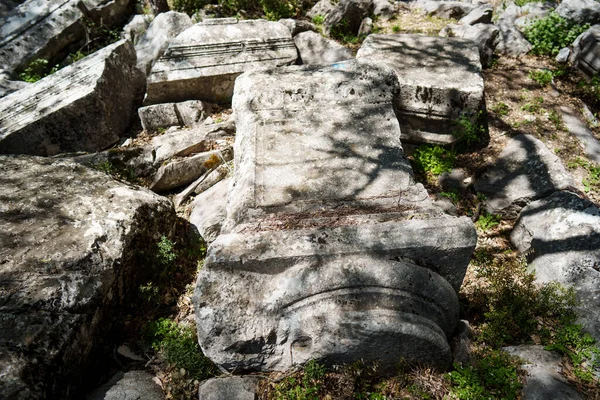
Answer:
xmin=225 ymin=61 xmax=431 ymax=230
xmin=356 ymin=34 xmax=483 ymax=91
xmin=0 ymin=40 xmax=127 ymax=138
xmin=148 ymin=19 xmax=296 ymax=83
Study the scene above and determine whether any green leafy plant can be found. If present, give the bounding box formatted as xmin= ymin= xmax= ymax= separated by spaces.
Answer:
xmin=548 ymin=109 xmax=564 ymax=130
xmin=475 ymin=211 xmax=501 ymax=232
xmin=413 ymin=144 xmax=456 ymax=175
xmin=523 ymin=12 xmax=590 ymax=56
xmin=529 ymin=69 xmax=554 ymax=86
xmin=491 ymin=102 xmax=510 ymax=116
xmin=172 ymin=0 xmax=210 ymax=15
xmin=546 ymin=323 xmax=600 ymax=383
xmin=521 ymin=96 xmax=544 ymax=114
xmin=440 ymin=191 xmax=459 ymax=203
xmin=568 ymin=157 xmax=600 ymax=192
xmin=217 ymin=0 xmax=301 ymax=19
xmin=514 ymin=0 xmax=542 ymax=6
xmin=145 ymin=318 xmax=217 ymax=380
xmin=392 ymin=24 xmax=401 ymax=33
xmin=452 ymin=111 xmax=486 ymax=145
xmin=273 ymin=360 xmax=327 ymax=400
xmin=19 ymin=59 xmax=58 ymax=82
xmin=157 ymin=235 xmax=177 ymax=267
xmin=312 ymin=14 xmax=324 ymax=25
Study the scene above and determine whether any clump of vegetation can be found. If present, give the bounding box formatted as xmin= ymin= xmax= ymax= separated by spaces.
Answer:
xmin=548 ymin=109 xmax=564 ymax=130
xmin=93 ymin=160 xmax=138 ymax=183
xmin=475 ymin=211 xmax=501 ymax=231
xmin=392 ymin=24 xmax=401 ymax=33
xmin=311 ymin=14 xmax=324 ymax=25
xmin=172 ymin=0 xmax=210 ymax=15
xmin=270 ymin=359 xmax=327 ymax=399
xmin=520 ymin=96 xmax=544 ymax=114
xmin=19 ymin=59 xmax=58 ymax=83
xmin=514 ymin=0 xmax=542 ymax=6
xmin=568 ymin=157 xmax=600 ymax=192
xmin=413 ymin=144 xmax=456 ymax=175
xmin=529 ymin=69 xmax=554 ymax=86
xmin=523 ymin=12 xmax=589 ymax=56
xmin=216 ymin=0 xmax=302 ymax=19
xmin=440 ymin=190 xmax=459 ymax=203
xmin=452 ymin=111 xmax=486 ymax=146
xmin=491 ymin=102 xmax=510 ymax=116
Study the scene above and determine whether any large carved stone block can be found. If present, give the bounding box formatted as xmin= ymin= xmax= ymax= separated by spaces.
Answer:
xmin=145 ymin=18 xmax=298 ymax=105
xmin=356 ymin=34 xmax=486 ymax=145
xmin=0 ymin=40 xmax=145 ymax=156
xmin=194 ymin=62 xmax=477 ymax=374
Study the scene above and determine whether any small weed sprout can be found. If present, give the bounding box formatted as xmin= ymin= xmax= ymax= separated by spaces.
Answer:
xmin=312 ymin=14 xmax=325 ymax=25
xmin=19 ymin=59 xmax=59 ymax=83
xmin=452 ymin=111 xmax=486 ymax=145
xmin=157 ymin=235 xmax=177 ymax=266
xmin=413 ymin=144 xmax=456 ymax=176
xmin=529 ymin=69 xmax=554 ymax=86
xmin=392 ymin=24 xmax=401 ymax=33
xmin=476 ymin=211 xmax=501 ymax=231
xmin=440 ymin=191 xmax=459 ymax=203
xmin=491 ymin=102 xmax=510 ymax=116
xmin=548 ymin=109 xmax=564 ymax=130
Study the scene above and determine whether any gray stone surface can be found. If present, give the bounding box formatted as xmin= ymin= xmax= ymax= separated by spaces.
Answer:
xmin=198 ymin=376 xmax=261 ymax=400
xmin=322 ymin=0 xmax=373 ymax=36
xmin=560 ymin=106 xmax=600 ymax=164
xmin=121 ymin=14 xmax=154 ymax=45
xmin=570 ymin=25 xmax=600 ymax=65
xmin=194 ymin=62 xmax=477 ymax=374
xmin=511 ymin=191 xmax=600 ymax=341
xmin=0 ymin=73 xmax=29 ymax=98
xmin=80 ymin=0 xmax=135 ymax=28
xmin=459 ymin=5 xmax=493 ymax=25
xmin=358 ymin=17 xmax=373 ymax=36
xmin=150 ymin=147 xmax=233 ymax=192
xmin=495 ymin=4 xmax=532 ymax=56
xmin=0 ymin=40 xmax=145 ymax=156
xmin=138 ymin=100 xmax=212 ymax=132
xmin=294 ymin=31 xmax=353 ymax=65
xmin=574 ymin=28 xmax=600 ymax=78
xmin=0 ymin=155 xmax=176 ymax=400
xmin=87 ymin=371 xmax=164 ymax=400
xmin=135 ymin=11 xmax=193 ymax=76
xmin=356 ymin=34 xmax=485 ymax=144
xmin=189 ymin=177 xmax=231 ymax=244
xmin=373 ymin=0 xmax=396 ymax=20
xmin=145 ymin=19 xmax=298 ymax=105
xmin=0 ymin=0 xmax=85 ymax=75
xmin=555 ymin=0 xmax=600 ymax=25
xmin=439 ymin=23 xmax=499 ymax=68
xmin=556 ymin=47 xmax=570 ymax=63
xmin=504 ymin=345 xmax=584 ymax=400
xmin=474 ymin=134 xmax=574 ymax=219
xmin=278 ymin=18 xmax=317 ymax=36
xmin=306 ymin=0 xmax=335 ymax=19
xmin=420 ymin=1 xmax=475 ymax=20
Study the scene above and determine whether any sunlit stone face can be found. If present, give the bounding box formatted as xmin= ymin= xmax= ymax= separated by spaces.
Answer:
xmin=193 ymin=61 xmax=477 ymax=373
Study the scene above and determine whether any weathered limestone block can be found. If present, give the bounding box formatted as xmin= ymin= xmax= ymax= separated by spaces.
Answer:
xmin=198 ymin=376 xmax=262 ymax=400
xmin=0 ymin=155 xmax=176 ymax=399
xmin=439 ymin=23 xmax=499 ymax=68
xmin=0 ymin=0 xmax=85 ymax=75
xmin=138 ymin=100 xmax=212 ymax=132
xmin=419 ymin=1 xmax=475 ymax=20
xmin=194 ymin=62 xmax=477 ymax=374
xmin=145 ymin=19 xmax=298 ymax=105
xmin=134 ymin=10 xmax=193 ymax=76
xmin=0 ymin=40 xmax=145 ymax=156
xmin=322 ymin=0 xmax=373 ymax=37
xmin=494 ymin=4 xmax=532 ymax=56
xmin=79 ymin=0 xmax=135 ymax=28
xmin=574 ymin=29 xmax=600 ymax=78
xmin=474 ymin=134 xmax=574 ymax=219
xmin=189 ymin=178 xmax=231 ymax=245
xmin=555 ymin=0 xmax=600 ymax=25
xmin=511 ymin=191 xmax=600 ymax=341
xmin=88 ymin=371 xmax=165 ymax=400
xmin=356 ymin=34 xmax=485 ymax=144
xmin=294 ymin=31 xmax=353 ymax=65
xmin=278 ymin=18 xmax=317 ymax=36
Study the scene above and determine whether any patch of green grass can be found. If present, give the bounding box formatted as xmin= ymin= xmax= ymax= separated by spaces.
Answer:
xmin=529 ymin=69 xmax=554 ymax=86
xmin=440 ymin=191 xmax=459 ymax=203
xmin=548 ymin=109 xmax=564 ymax=130
xmin=312 ymin=14 xmax=324 ymax=25
xmin=272 ymin=359 xmax=326 ymax=400
xmin=145 ymin=318 xmax=217 ymax=380
xmin=514 ymin=0 xmax=542 ymax=6
xmin=392 ymin=24 xmax=401 ymax=33
xmin=475 ymin=211 xmax=501 ymax=232
xmin=452 ymin=110 xmax=486 ymax=146
xmin=521 ymin=96 xmax=544 ymax=114
xmin=491 ymin=102 xmax=510 ymax=116
xmin=568 ymin=157 xmax=600 ymax=192
xmin=413 ymin=144 xmax=456 ymax=176
xmin=523 ymin=12 xmax=590 ymax=56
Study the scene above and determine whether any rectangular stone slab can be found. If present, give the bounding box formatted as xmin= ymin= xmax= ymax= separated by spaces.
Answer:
xmin=145 ymin=18 xmax=298 ymax=105
xmin=0 ymin=40 xmax=145 ymax=156
xmin=356 ymin=34 xmax=485 ymax=144
xmin=0 ymin=0 xmax=85 ymax=74
xmin=224 ymin=61 xmax=431 ymax=232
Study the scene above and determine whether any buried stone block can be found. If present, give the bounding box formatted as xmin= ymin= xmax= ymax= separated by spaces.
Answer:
xmin=193 ymin=62 xmax=477 ymax=374
xmin=0 ymin=40 xmax=145 ymax=156
xmin=145 ymin=19 xmax=298 ymax=105
xmin=356 ymin=34 xmax=486 ymax=145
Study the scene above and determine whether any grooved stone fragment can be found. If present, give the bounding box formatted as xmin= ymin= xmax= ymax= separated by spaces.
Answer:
xmin=0 ymin=155 xmax=176 ymax=399
xmin=194 ymin=62 xmax=477 ymax=374
xmin=0 ymin=0 xmax=85 ymax=74
xmin=294 ymin=31 xmax=353 ymax=65
xmin=145 ymin=19 xmax=298 ymax=105
xmin=0 ymin=40 xmax=145 ymax=156
xmin=474 ymin=134 xmax=574 ymax=219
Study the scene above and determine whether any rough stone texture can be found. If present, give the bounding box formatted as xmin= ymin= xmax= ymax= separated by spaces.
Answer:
xmin=0 ymin=40 xmax=145 ymax=156
xmin=294 ymin=31 xmax=353 ymax=65
xmin=198 ymin=376 xmax=261 ymax=400
xmin=560 ymin=106 xmax=600 ymax=164
xmin=150 ymin=147 xmax=233 ymax=192
xmin=80 ymin=0 xmax=135 ymax=28
xmin=556 ymin=47 xmax=570 ymax=63
xmin=134 ymin=11 xmax=193 ymax=76
xmin=373 ymin=0 xmax=395 ymax=20
xmin=0 ymin=0 xmax=86 ymax=75
xmin=87 ymin=371 xmax=164 ymax=400
xmin=194 ymin=62 xmax=477 ymax=374
xmin=151 ymin=120 xmax=235 ymax=165
xmin=573 ymin=28 xmax=600 ymax=78
xmin=145 ymin=19 xmax=298 ymax=105
xmin=138 ymin=100 xmax=213 ymax=132
xmin=495 ymin=4 xmax=532 ymax=56
xmin=570 ymin=25 xmax=600 ymax=65
xmin=451 ymin=320 xmax=473 ymax=366
xmin=0 ymin=74 xmax=30 ymax=98
xmin=474 ymin=134 xmax=574 ymax=219
xmin=121 ymin=14 xmax=154 ymax=45
xmin=322 ymin=0 xmax=373 ymax=36
xmin=278 ymin=18 xmax=317 ymax=36
xmin=459 ymin=6 xmax=493 ymax=25
xmin=356 ymin=34 xmax=485 ymax=144
xmin=420 ymin=1 xmax=475 ymax=20
xmin=358 ymin=17 xmax=373 ymax=36
xmin=504 ymin=345 xmax=584 ymax=400
xmin=0 ymin=156 xmax=176 ymax=400
xmin=511 ymin=191 xmax=600 ymax=341
xmin=555 ymin=0 xmax=600 ymax=25
xmin=439 ymin=23 xmax=499 ymax=68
